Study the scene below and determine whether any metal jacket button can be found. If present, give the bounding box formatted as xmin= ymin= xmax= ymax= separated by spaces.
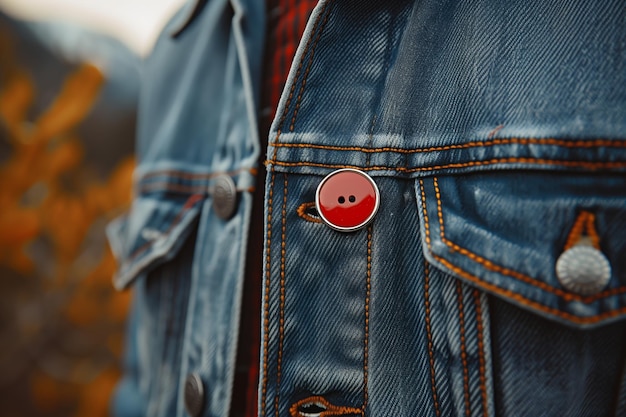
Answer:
xmin=184 ymin=373 xmax=205 ymax=417
xmin=213 ymin=174 xmax=238 ymax=220
xmin=315 ymin=168 xmax=380 ymax=232
xmin=556 ymin=244 xmax=611 ymax=296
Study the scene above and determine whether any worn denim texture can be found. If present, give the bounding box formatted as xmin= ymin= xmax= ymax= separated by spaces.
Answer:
xmin=109 ymin=0 xmax=626 ymax=416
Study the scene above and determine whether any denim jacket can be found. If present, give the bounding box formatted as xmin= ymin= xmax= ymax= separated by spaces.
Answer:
xmin=108 ymin=1 xmax=626 ymax=416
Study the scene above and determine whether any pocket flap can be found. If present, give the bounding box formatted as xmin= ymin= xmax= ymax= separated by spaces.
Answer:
xmin=417 ymin=172 xmax=626 ymax=328
xmin=106 ymin=194 xmax=204 ymax=290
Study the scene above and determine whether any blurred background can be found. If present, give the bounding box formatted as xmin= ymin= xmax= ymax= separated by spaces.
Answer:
xmin=0 ymin=0 xmax=183 ymax=415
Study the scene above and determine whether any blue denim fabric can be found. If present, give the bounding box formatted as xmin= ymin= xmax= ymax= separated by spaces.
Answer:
xmin=109 ymin=1 xmax=626 ymax=416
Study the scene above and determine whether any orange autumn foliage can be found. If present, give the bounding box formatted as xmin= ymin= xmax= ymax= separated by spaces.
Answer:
xmin=0 ymin=30 xmax=135 ymax=417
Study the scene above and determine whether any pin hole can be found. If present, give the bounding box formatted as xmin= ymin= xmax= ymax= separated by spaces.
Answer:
xmin=298 ymin=402 xmax=327 ymax=416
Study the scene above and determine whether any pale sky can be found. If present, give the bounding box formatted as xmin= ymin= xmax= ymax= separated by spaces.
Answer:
xmin=0 ymin=0 xmax=186 ymax=55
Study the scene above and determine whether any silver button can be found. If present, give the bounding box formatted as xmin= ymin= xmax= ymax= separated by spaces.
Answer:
xmin=184 ymin=373 xmax=205 ymax=417
xmin=555 ymin=244 xmax=611 ymax=296
xmin=213 ymin=174 xmax=238 ymax=220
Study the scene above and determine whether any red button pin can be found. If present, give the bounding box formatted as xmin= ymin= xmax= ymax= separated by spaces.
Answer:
xmin=315 ymin=169 xmax=380 ymax=232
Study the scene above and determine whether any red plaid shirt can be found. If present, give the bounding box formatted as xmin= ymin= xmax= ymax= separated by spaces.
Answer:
xmin=230 ymin=2 xmax=318 ymax=417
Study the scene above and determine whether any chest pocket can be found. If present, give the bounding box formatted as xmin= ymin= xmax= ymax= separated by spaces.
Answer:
xmin=107 ymin=193 xmax=203 ymax=290
xmin=416 ymin=170 xmax=626 ymax=329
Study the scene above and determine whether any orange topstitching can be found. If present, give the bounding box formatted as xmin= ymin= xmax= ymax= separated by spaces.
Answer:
xmin=423 ymin=260 xmax=442 ymax=417
xmin=362 ymin=225 xmax=372 ymax=413
xmin=260 ymin=167 xmax=275 ymax=417
xmin=472 ymin=290 xmax=489 ymax=417
xmin=263 ymin=2 xmax=331 ymax=415
xmin=563 ymin=211 xmax=601 ymax=251
xmin=456 ymin=281 xmax=471 ymax=417
xmin=418 ymin=179 xmax=626 ymax=323
xmin=267 ymin=157 xmax=626 ymax=173
xmin=296 ymin=202 xmax=323 ymax=223
xmin=274 ymin=175 xmax=288 ymax=417
xmin=289 ymin=396 xmax=363 ymax=417
xmin=434 ymin=253 xmax=626 ymax=325
xmin=271 ymin=137 xmax=626 ymax=154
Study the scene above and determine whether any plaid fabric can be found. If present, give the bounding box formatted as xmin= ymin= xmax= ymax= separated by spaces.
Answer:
xmin=230 ymin=2 xmax=318 ymax=417
xmin=261 ymin=0 xmax=319 ymax=129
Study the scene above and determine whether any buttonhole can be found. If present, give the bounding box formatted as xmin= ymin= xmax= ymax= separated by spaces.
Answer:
xmin=289 ymin=396 xmax=362 ymax=417
xmin=298 ymin=401 xmax=327 ymax=417
xmin=297 ymin=202 xmax=323 ymax=224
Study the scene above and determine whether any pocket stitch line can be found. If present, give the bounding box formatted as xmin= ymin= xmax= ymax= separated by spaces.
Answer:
xmin=431 ymin=177 xmax=626 ymax=303
xmin=418 ymin=179 xmax=626 ymax=324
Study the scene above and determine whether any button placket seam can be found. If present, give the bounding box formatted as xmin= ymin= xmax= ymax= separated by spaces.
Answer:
xmin=361 ymin=225 xmax=372 ymax=416
xmin=456 ymin=280 xmax=471 ymax=417
xmin=472 ymin=290 xmax=490 ymax=417
xmin=274 ymin=175 xmax=288 ymax=417
xmin=424 ymin=259 xmax=442 ymax=417
xmin=263 ymin=0 xmax=334 ymax=413
xmin=419 ymin=179 xmax=443 ymax=416
xmin=261 ymin=168 xmax=275 ymax=417
xmin=264 ymin=0 xmax=334 ymax=414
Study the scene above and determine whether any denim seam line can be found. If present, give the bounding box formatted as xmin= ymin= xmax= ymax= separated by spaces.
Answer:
xmin=362 ymin=225 xmax=372 ymax=414
xmin=267 ymin=157 xmax=626 ymax=173
xmin=418 ymin=179 xmax=626 ymax=325
xmin=456 ymin=280 xmax=471 ymax=417
xmin=472 ymin=290 xmax=489 ymax=417
xmin=431 ymin=177 xmax=626 ymax=304
xmin=261 ymin=168 xmax=276 ymax=417
xmin=423 ymin=260 xmax=442 ymax=417
xmin=274 ymin=175 xmax=288 ymax=417
xmin=264 ymin=0 xmax=332 ymax=413
xmin=271 ymin=137 xmax=626 ymax=153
